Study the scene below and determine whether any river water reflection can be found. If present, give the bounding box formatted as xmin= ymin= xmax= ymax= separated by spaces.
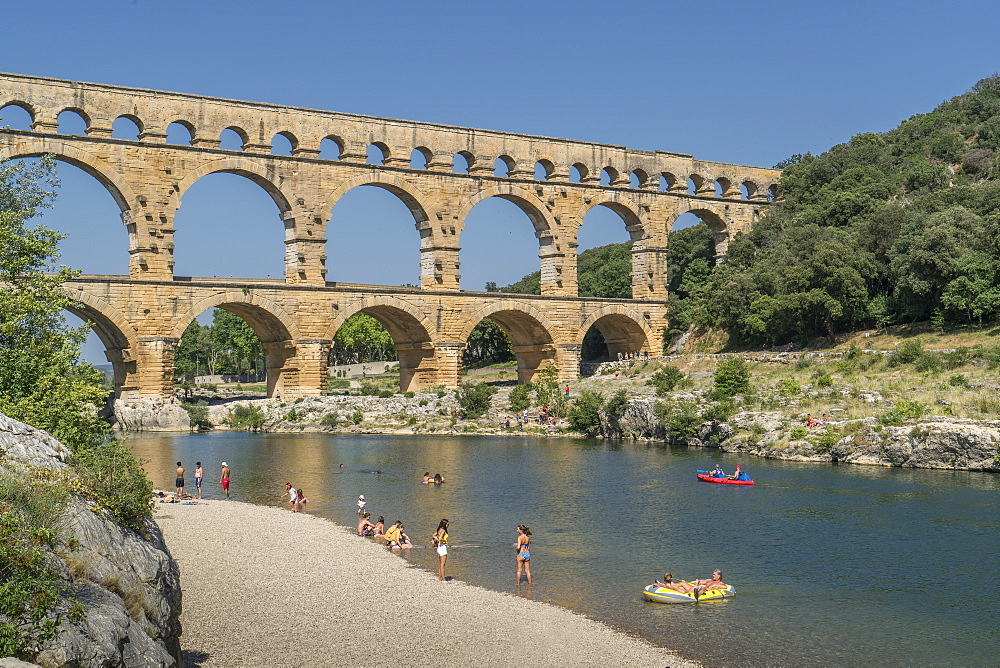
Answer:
xmin=130 ymin=432 xmax=1000 ymax=667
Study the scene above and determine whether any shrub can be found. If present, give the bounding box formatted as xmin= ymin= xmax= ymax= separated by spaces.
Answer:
xmin=457 ymin=383 xmax=497 ymax=419
xmin=879 ymin=399 xmax=925 ymax=425
xmin=701 ymin=400 xmax=736 ymax=423
xmin=327 ymin=379 xmax=350 ymax=390
xmin=711 ymin=357 xmax=751 ymax=399
xmin=567 ymin=389 xmax=603 ymax=435
xmin=418 ymin=399 xmax=429 ymax=407
xmin=816 ymin=373 xmax=834 ymax=388
xmin=603 ymin=389 xmax=629 ymax=419
xmin=71 ymin=439 xmax=154 ymax=533
xmin=509 ymin=383 xmax=532 ymax=412
xmin=887 ymin=340 xmax=924 ymax=367
xmin=359 ymin=381 xmax=381 ymax=396
xmin=403 ymin=391 xmax=415 ymax=398
xmin=948 ymin=374 xmax=968 ymax=388
xmin=229 ymin=405 xmax=265 ymax=432
xmin=377 ymin=390 xmax=393 ymax=399
xmin=652 ymin=398 xmax=701 ymax=442
xmin=294 ymin=397 xmax=304 ymax=404
xmin=815 ymin=428 xmax=840 ymax=452
xmin=352 ymin=409 xmax=363 ymax=424
xmin=834 ymin=359 xmax=855 ymax=375
xmin=789 ymin=426 xmax=808 ymax=440
xmin=182 ymin=400 xmax=211 ymax=429
xmin=284 ymin=408 xmax=299 ymax=422
xmin=319 ymin=413 xmax=340 ymax=426
xmin=778 ymin=379 xmax=801 ymax=396
xmin=647 ymin=366 xmax=684 ymax=395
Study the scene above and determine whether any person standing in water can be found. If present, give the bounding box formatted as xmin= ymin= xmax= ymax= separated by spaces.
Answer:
xmin=515 ymin=525 xmax=532 ymax=584
xmin=220 ymin=462 xmax=231 ymax=499
xmin=194 ymin=462 xmax=204 ymax=498
xmin=432 ymin=519 xmax=450 ymax=581
xmin=174 ymin=462 xmax=185 ymax=497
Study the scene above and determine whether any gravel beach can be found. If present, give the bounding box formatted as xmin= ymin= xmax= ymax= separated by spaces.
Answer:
xmin=155 ymin=500 xmax=696 ymax=668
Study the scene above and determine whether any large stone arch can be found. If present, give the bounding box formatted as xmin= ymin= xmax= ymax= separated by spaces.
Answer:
xmin=175 ymin=157 xmax=292 ymax=212
xmin=328 ymin=294 xmax=436 ymax=391
xmin=322 ymin=173 xmax=431 ymax=226
xmin=0 ymin=136 xmax=137 ymax=211
xmin=171 ymin=291 xmax=301 ymax=397
xmin=457 ymin=299 xmax=562 ymax=384
xmin=61 ymin=288 xmax=139 ymax=398
xmin=672 ymin=204 xmax=729 ymax=262
xmin=579 ymin=304 xmax=654 ymax=361
xmin=456 ymin=184 xmax=555 ymax=235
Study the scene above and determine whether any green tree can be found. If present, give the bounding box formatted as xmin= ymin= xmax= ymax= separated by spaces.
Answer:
xmin=463 ymin=318 xmax=513 ymax=367
xmin=711 ymin=357 xmax=751 ymax=399
xmin=210 ymin=309 xmax=262 ymax=375
xmin=567 ymin=389 xmax=603 ymax=435
xmin=456 ymin=383 xmax=497 ymax=419
xmin=331 ymin=313 xmax=397 ymax=365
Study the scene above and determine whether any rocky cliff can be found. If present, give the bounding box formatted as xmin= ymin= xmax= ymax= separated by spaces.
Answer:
xmin=0 ymin=413 xmax=182 ymax=667
xmin=599 ymin=398 xmax=1000 ymax=471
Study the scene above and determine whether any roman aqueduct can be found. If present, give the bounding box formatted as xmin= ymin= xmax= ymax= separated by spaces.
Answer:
xmin=0 ymin=72 xmax=781 ymax=399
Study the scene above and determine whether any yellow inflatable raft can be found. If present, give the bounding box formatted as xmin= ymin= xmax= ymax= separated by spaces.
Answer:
xmin=642 ymin=583 xmax=735 ymax=604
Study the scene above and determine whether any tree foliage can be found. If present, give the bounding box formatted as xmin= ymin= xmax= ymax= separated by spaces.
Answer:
xmin=330 ymin=313 xmax=397 ymax=366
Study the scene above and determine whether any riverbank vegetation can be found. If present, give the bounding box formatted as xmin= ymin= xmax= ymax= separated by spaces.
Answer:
xmin=0 ymin=153 xmax=154 ymax=657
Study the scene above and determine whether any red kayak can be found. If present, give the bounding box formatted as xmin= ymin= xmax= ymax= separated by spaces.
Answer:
xmin=697 ymin=473 xmax=755 ymax=486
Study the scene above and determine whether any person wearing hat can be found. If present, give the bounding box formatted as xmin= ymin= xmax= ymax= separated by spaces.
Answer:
xmin=220 ymin=462 xmax=231 ymax=499
xmin=357 ymin=494 xmax=366 ymax=516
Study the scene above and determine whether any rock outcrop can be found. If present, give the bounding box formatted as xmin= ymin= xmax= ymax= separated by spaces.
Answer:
xmin=596 ymin=398 xmax=1000 ymax=471
xmin=0 ymin=413 xmax=182 ymax=667
xmin=113 ymin=398 xmax=190 ymax=432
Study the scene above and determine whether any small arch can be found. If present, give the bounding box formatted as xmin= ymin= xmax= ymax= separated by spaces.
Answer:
xmin=570 ymin=163 xmax=588 ymax=182
xmin=630 ymin=169 xmax=648 ymax=189
xmin=715 ymin=176 xmax=733 ymax=197
xmin=453 ymin=151 xmax=473 ymax=174
xmin=220 ymin=126 xmax=247 ymax=151
xmin=0 ymin=102 xmax=34 ymax=130
xmin=767 ymin=184 xmax=779 ymax=201
xmin=367 ymin=142 xmax=389 ymax=165
xmin=57 ymin=109 xmax=89 ymax=135
xmin=494 ymin=155 xmax=514 ymax=177
xmin=534 ymin=159 xmax=554 ymax=180
xmin=271 ymin=131 xmax=297 ymax=156
xmin=112 ymin=115 xmax=142 ymax=140
xmin=741 ymin=180 xmax=759 ymax=199
xmin=320 ymin=136 xmax=342 ymax=160
xmin=600 ymin=167 xmax=618 ymax=186
xmin=165 ymin=120 xmax=195 ymax=145
xmin=687 ymin=174 xmax=704 ymax=195
xmin=410 ymin=147 xmax=431 ymax=169
xmin=659 ymin=172 xmax=677 ymax=191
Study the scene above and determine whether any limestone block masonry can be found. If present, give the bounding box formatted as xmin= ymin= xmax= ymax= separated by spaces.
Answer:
xmin=0 ymin=72 xmax=781 ymax=398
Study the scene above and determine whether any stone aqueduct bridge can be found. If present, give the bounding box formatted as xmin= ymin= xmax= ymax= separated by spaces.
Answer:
xmin=0 ymin=73 xmax=781 ymax=399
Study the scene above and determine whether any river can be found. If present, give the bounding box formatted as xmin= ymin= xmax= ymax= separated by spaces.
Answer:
xmin=130 ymin=432 xmax=1000 ymax=667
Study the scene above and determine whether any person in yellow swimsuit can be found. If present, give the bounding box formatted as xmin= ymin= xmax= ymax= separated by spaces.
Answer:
xmin=432 ymin=519 xmax=450 ymax=581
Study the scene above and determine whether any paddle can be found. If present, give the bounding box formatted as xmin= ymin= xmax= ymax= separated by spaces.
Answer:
xmin=696 ymin=469 xmax=709 ymax=473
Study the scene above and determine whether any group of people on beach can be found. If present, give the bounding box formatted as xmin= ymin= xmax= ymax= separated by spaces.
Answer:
xmin=654 ymin=569 xmax=728 ymax=599
xmin=173 ymin=461 xmax=230 ymax=499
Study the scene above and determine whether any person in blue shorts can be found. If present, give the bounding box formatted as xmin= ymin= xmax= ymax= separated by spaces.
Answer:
xmin=194 ymin=462 xmax=203 ymax=498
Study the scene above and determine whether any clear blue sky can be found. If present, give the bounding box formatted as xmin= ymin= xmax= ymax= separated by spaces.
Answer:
xmin=2 ymin=0 xmax=998 ymax=362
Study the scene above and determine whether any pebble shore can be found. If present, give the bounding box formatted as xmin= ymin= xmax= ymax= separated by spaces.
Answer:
xmin=155 ymin=500 xmax=697 ymax=667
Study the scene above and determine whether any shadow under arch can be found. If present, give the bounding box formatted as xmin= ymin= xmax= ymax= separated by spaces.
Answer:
xmin=458 ymin=300 xmax=560 ymax=384
xmin=579 ymin=306 xmax=652 ymax=361
xmin=326 ymin=295 xmax=435 ymax=392
xmin=575 ymin=193 xmax=646 ymax=241
xmin=0 ymin=136 xmax=136 ymax=211
xmin=175 ymin=156 xmax=292 ymax=212
xmin=172 ymin=292 xmax=300 ymax=397
xmin=62 ymin=288 xmax=139 ymax=399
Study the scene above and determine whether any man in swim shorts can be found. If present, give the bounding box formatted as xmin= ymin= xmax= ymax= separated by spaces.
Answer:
xmin=194 ymin=462 xmax=204 ymax=498
xmin=220 ymin=462 xmax=231 ymax=499
xmin=175 ymin=462 xmax=185 ymax=497
xmin=692 ymin=570 xmax=728 ymax=598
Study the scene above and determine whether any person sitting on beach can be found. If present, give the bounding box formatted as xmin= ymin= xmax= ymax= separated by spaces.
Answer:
xmin=691 ymin=570 xmax=728 ymax=598
xmin=397 ymin=523 xmax=412 ymax=548
xmin=293 ymin=489 xmax=308 ymax=513
xmin=358 ymin=512 xmax=376 ymax=536
xmin=384 ymin=520 xmax=403 ymax=548
xmin=710 ymin=465 xmax=725 ymax=478
xmin=653 ymin=572 xmax=692 ymax=593
xmin=433 ymin=473 xmax=444 ymax=484
xmin=372 ymin=516 xmax=385 ymax=538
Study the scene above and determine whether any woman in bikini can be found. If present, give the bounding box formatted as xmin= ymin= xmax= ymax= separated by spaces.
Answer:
xmin=432 ymin=519 xmax=450 ymax=581
xmin=654 ymin=572 xmax=692 ymax=593
xmin=515 ymin=525 xmax=532 ymax=584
